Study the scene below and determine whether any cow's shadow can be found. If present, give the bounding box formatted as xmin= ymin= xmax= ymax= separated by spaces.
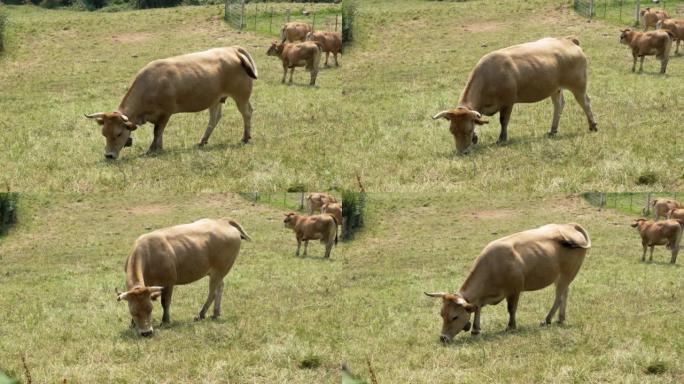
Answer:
xmin=294 ymin=254 xmax=335 ymax=261
xmin=451 ymin=322 xmax=573 ymax=346
xmin=117 ymin=315 xmax=238 ymax=340
xmin=639 ymin=259 xmax=680 ymax=267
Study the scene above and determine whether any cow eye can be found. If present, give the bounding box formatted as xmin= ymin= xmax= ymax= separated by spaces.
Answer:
xmin=451 ymin=316 xmax=458 ymax=321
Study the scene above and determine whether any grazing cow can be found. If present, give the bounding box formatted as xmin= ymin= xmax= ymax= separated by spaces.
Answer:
xmin=667 ymin=208 xmax=684 ymax=221
xmin=321 ymin=202 xmax=343 ymax=227
xmin=85 ymin=47 xmax=258 ymax=159
xmin=306 ymin=31 xmax=342 ymax=66
xmin=657 ymin=18 xmax=684 ymax=54
xmin=646 ymin=198 xmax=683 ymax=220
xmin=619 ymin=28 xmax=673 ymax=74
xmin=116 ymin=218 xmax=251 ymax=336
xmin=306 ymin=192 xmax=339 ymax=214
xmin=281 ymin=22 xmax=313 ymax=43
xmin=631 ymin=218 xmax=683 ymax=264
xmin=283 ymin=212 xmax=338 ymax=258
xmin=641 ymin=8 xmax=670 ymax=31
xmin=267 ymin=41 xmax=322 ymax=86
xmin=432 ymin=37 xmax=597 ymax=154
xmin=425 ymin=223 xmax=590 ymax=343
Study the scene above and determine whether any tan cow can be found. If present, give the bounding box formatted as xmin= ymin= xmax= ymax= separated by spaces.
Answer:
xmin=85 ymin=47 xmax=258 ymax=159
xmin=646 ymin=198 xmax=683 ymax=220
xmin=321 ymin=202 xmax=343 ymax=227
xmin=620 ymin=28 xmax=673 ymax=74
xmin=306 ymin=192 xmax=339 ymax=214
xmin=267 ymin=41 xmax=322 ymax=86
xmin=667 ymin=208 xmax=684 ymax=221
xmin=657 ymin=18 xmax=684 ymax=54
xmin=425 ymin=223 xmax=590 ymax=343
xmin=641 ymin=7 xmax=670 ymax=31
xmin=116 ymin=218 xmax=251 ymax=336
xmin=631 ymin=219 xmax=683 ymax=264
xmin=281 ymin=22 xmax=313 ymax=43
xmin=432 ymin=37 xmax=597 ymax=154
xmin=283 ymin=212 xmax=338 ymax=258
xmin=306 ymin=31 xmax=342 ymax=66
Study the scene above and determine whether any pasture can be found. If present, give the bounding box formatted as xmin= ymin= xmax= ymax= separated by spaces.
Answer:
xmin=1 ymin=192 xmax=683 ymax=382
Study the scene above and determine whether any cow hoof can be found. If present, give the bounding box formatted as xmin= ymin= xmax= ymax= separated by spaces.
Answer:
xmin=505 ymin=326 xmax=516 ymax=332
xmin=471 ymin=330 xmax=480 ymax=336
xmin=547 ymin=131 xmax=557 ymax=137
xmin=540 ymin=321 xmax=551 ymax=327
xmin=210 ymin=315 xmax=220 ymax=320
xmin=198 ymin=141 xmax=207 ymax=148
xmin=194 ymin=315 xmax=205 ymax=321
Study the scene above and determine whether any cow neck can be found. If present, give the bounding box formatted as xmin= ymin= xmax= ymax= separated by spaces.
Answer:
xmin=457 ymin=266 xmax=486 ymax=306
xmin=117 ymin=79 xmax=144 ymax=124
xmin=458 ymin=70 xmax=484 ymax=112
xmin=125 ymin=250 xmax=146 ymax=290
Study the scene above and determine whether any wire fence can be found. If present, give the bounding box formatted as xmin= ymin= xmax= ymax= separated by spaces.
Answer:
xmin=574 ymin=0 xmax=684 ymax=25
xmin=582 ymin=192 xmax=682 ymax=216
xmin=225 ymin=1 xmax=341 ymax=38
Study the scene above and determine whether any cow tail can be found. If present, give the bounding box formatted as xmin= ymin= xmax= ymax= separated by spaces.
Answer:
xmin=565 ymin=36 xmax=580 ymax=46
xmin=559 ymin=223 xmax=591 ymax=249
xmin=236 ymin=47 xmax=258 ymax=80
xmin=228 ymin=219 xmax=252 ymax=242
xmin=332 ymin=215 xmax=339 ymax=246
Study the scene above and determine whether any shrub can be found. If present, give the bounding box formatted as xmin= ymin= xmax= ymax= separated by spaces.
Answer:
xmin=0 ymin=193 xmax=18 ymax=236
xmin=0 ymin=8 xmax=6 ymax=53
xmin=636 ymin=172 xmax=657 ymax=186
xmin=341 ymin=188 xmax=365 ymax=241
xmin=341 ymin=0 xmax=355 ymax=45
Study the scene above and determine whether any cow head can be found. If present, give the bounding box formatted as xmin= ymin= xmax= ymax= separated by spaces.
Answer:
xmin=266 ymin=41 xmax=284 ymax=57
xmin=432 ymin=107 xmax=488 ymax=154
xmin=631 ymin=218 xmax=648 ymax=229
xmin=85 ymin=112 xmax=137 ymax=160
xmin=619 ymin=29 xmax=633 ymax=45
xmin=425 ymin=292 xmax=477 ymax=343
xmin=283 ymin=212 xmax=298 ymax=229
xmin=116 ymin=286 xmax=163 ymax=337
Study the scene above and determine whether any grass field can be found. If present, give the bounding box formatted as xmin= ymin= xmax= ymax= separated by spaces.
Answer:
xmin=342 ymin=0 xmax=684 ymax=192
xmin=0 ymin=5 xmax=346 ymax=193
xmin=2 ymin=193 xmax=683 ymax=382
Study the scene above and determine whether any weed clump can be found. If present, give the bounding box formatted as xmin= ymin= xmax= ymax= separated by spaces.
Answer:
xmin=644 ymin=360 xmax=667 ymax=375
xmin=636 ymin=172 xmax=658 ymax=186
xmin=298 ymin=354 xmax=321 ymax=369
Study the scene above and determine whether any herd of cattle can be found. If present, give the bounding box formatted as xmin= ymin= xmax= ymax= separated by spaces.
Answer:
xmin=85 ymin=21 xmax=340 ymax=160
xmin=115 ymin=192 xmax=342 ymax=336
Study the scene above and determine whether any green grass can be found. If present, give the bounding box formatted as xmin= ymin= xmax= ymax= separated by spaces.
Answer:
xmin=0 ymin=5 xmax=346 ymax=193
xmin=2 ymin=192 xmax=684 ymax=382
xmin=341 ymin=0 xmax=684 ymax=192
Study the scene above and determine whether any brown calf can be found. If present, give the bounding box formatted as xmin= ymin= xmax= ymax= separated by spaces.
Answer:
xmin=641 ymin=7 xmax=670 ymax=31
xmin=631 ymin=219 xmax=684 ymax=264
xmin=425 ymin=223 xmax=590 ymax=343
xmin=668 ymin=208 xmax=684 ymax=221
xmin=283 ymin=212 xmax=338 ymax=258
xmin=267 ymin=41 xmax=322 ymax=86
xmin=620 ymin=28 xmax=673 ymax=74
xmin=281 ymin=22 xmax=312 ymax=43
xmin=306 ymin=31 xmax=342 ymax=67
xmin=646 ymin=198 xmax=683 ymax=220
xmin=306 ymin=192 xmax=339 ymax=214
xmin=321 ymin=202 xmax=343 ymax=227
xmin=657 ymin=18 xmax=684 ymax=54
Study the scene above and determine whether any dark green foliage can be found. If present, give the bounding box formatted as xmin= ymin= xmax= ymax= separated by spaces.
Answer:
xmin=0 ymin=8 xmax=6 ymax=53
xmin=286 ymin=182 xmax=306 ymax=193
xmin=0 ymin=193 xmax=18 ymax=236
xmin=341 ymin=0 xmax=355 ymax=44
xmin=644 ymin=360 xmax=667 ymax=375
xmin=636 ymin=172 xmax=658 ymax=186
xmin=341 ymin=189 xmax=364 ymax=240
xmin=298 ymin=354 xmax=321 ymax=369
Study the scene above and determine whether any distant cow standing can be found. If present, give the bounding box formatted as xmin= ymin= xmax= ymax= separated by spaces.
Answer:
xmin=283 ymin=212 xmax=338 ymax=258
xmin=85 ymin=47 xmax=258 ymax=159
xmin=432 ymin=37 xmax=597 ymax=154
xmin=321 ymin=202 xmax=343 ymax=227
xmin=620 ymin=28 xmax=673 ymax=74
xmin=425 ymin=223 xmax=590 ymax=343
xmin=306 ymin=193 xmax=339 ymax=214
xmin=267 ymin=41 xmax=322 ymax=86
xmin=116 ymin=218 xmax=251 ymax=337
xmin=641 ymin=7 xmax=670 ymax=31
xmin=657 ymin=18 xmax=684 ymax=54
xmin=647 ymin=198 xmax=682 ymax=220
xmin=281 ymin=22 xmax=312 ymax=43
xmin=306 ymin=31 xmax=342 ymax=66
xmin=631 ymin=218 xmax=683 ymax=264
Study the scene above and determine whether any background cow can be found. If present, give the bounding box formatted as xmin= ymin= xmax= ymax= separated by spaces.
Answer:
xmin=283 ymin=212 xmax=338 ymax=258
xmin=306 ymin=192 xmax=338 ymax=214
xmin=620 ymin=28 xmax=673 ymax=74
xmin=86 ymin=47 xmax=258 ymax=159
xmin=667 ymin=208 xmax=684 ymax=221
xmin=281 ymin=22 xmax=312 ymax=43
xmin=657 ymin=18 xmax=684 ymax=55
xmin=321 ymin=202 xmax=343 ymax=227
xmin=433 ymin=37 xmax=597 ymax=154
xmin=425 ymin=223 xmax=590 ymax=343
xmin=116 ymin=218 xmax=251 ymax=336
xmin=641 ymin=7 xmax=670 ymax=31
xmin=306 ymin=31 xmax=342 ymax=66
xmin=646 ymin=198 xmax=682 ymax=220
xmin=631 ymin=218 xmax=683 ymax=264
xmin=267 ymin=41 xmax=322 ymax=86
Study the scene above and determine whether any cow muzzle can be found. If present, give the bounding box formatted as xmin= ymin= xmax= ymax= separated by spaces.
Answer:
xmin=140 ymin=330 xmax=153 ymax=337
xmin=439 ymin=334 xmax=452 ymax=344
xmin=125 ymin=137 xmax=133 ymax=147
xmin=463 ymin=321 xmax=471 ymax=332
xmin=104 ymin=152 xmax=118 ymax=160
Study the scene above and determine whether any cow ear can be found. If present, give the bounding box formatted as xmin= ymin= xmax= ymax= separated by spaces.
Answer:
xmin=150 ymin=291 xmax=162 ymax=301
xmin=124 ymin=121 xmax=137 ymax=131
xmin=117 ymin=292 xmax=130 ymax=301
xmin=463 ymin=303 xmax=478 ymax=313
xmin=95 ymin=118 xmax=105 ymax=126
xmin=474 ymin=118 xmax=489 ymax=126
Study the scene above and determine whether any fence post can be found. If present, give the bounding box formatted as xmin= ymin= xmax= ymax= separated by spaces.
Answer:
xmin=644 ymin=192 xmax=651 ymax=216
xmin=635 ymin=0 xmax=640 ymax=27
xmin=589 ymin=0 xmax=594 ymax=20
xmin=629 ymin=193 xmax=633 ymax=211
xmin=240 ymin=0 xmax=245 ymax=30
xmin=254 ymin=2 xmax=258 ymax=31
xmin=335 ymin=14 xmax=338 ymax=31
xmin=286 ymin=8 xmax=290 ymax=23
xmin=300 ymin=192 xmax=304 ymax=211
xmin=312 ymin=12 xmax=316 ymax=31
xmin=270 ymin=7 xmax=273 ymax=33
xmin=603 ymin=0 xmax=606 ymax=19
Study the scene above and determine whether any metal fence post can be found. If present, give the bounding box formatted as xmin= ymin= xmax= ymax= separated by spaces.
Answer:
xmin=635 ymin=0 xmax=640 ymax=27
xmin=286 ymin=8 xmax=290 ymax=23
xmin=240 ymin=0 xmax=245 ymax=30
xmin=254 ymin=2 xmax=258 ymax=31
xmin=270 ymin=7 xmax=273 ymax=33
xmin=645 ymin=192 xmax=652 ymax=216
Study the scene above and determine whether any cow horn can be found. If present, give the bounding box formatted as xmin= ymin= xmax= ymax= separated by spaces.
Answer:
xmin=424 ymin=291 xmax=447 ymax=298
xmin=432 ymin=111 xmax=452 ymax=120
xmin=148 ymin=286 xmax=164 ymax=293
xmin=116 ymin=288 xmax=129 ymax=301
xmin=84 ymin=113 xmax=106 ymax=119
xmin=470 ymin=110 xmax=483 ymax=119
xmin=119 ymin=114 xmax=130 ymax=122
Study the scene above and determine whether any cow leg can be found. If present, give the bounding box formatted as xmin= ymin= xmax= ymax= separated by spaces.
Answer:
xmin=289 ymin=67 xmax=295 ymax=84
xmin=334 ymin=52 xmax=339 ymax=67
xmin=542 ymin=282 xmax=565 ymax=325
xmin=211 ymin=279 xmax=225 ymax=319
xmin=497 ymin=105 xmax=513 ymax=144
xmin=557 ymin=286 xmax=569 ymax=324
xmin=325 ymin=51 xmax=330 ymax=66
xmin=632 ymin=54 xmax=637 ymax=72
xmin=309 ymin=68 xmax=318 ymax=86
xmin=649 ymin=245 xmax=655 ymax=261
xmin=281 ymin=64 xmax=287 ymax=84
xmin=471 ymin=307 xmax=481 ymax=335
xmin=160 ymin=285 xmax=174 ymax=325
xmin=548 ymin=90 xmax=565 ymax=136
xmin=324 ymin=240 xmax=332 ymax=258
xmin=676 ymin=40 xmax=680 ymax=55
xmin=639 ymin=56 xmax=645 ymax=73
xmin=235 ymin=96 xmax=253 ymax=144
xmin=642 ymin=243 xmax=648 ymax=262
xmin=148 ymin=115 xmax=170 ymax=153
xmin=570 ymin=89 xmax=597 ymax=132
xmin=303 ymin=240 xmax=309 ymax=256
xmin=199 ymin=103 xmax=222 ymax=147
xmin=506 ymin=293 xmax=520 ymax=331
xmin=296 ymin=239 xmax=301 ymax=256
xmin=196 ymin=273 xmax=221 ymax=321
xmin=660 ymin=56 xmax=668 ymax=74
xmin=671 ymin=245 xmax=679 ymax=264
